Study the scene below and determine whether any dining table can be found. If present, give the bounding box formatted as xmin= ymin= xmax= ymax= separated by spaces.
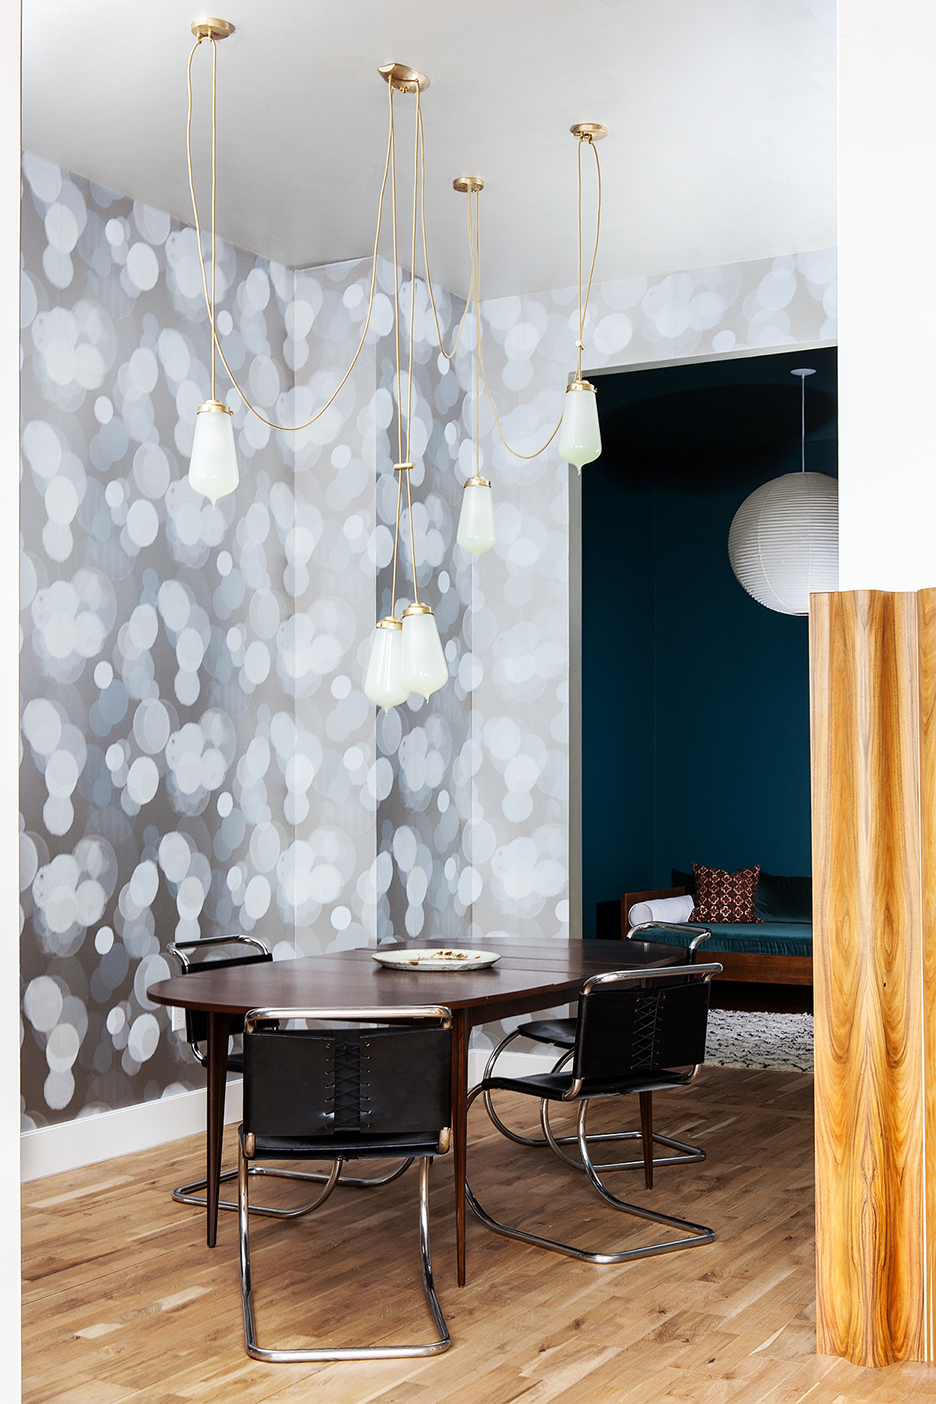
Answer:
xmin=147 ymin=934 xmax=689 ymax=1285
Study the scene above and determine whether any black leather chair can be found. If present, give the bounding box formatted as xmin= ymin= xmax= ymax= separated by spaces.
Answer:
xmin=467 ymin=962 xmax=721 ymax=1264
xmin=167 ymin=937 xmax=412 ymax=1218
xmin=238 ymin=1005 xmax=453 ymax=1362
xmin=480 ymin=922 xmax=713 ymax=1179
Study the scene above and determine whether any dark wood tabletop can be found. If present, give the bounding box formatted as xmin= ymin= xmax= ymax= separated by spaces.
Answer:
xmin=148 ymin=934 xmax=689 ymax=1285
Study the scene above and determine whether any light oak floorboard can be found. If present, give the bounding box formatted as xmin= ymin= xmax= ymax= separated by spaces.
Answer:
xmin=22 ymin=1067 xmax=936 ymax=1403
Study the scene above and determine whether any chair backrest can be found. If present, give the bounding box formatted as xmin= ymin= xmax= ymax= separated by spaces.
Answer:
xmin=571 ymin=966 xmax=716 ymax=1091
xmin=242 ymin=1007 xmax=452 ymax=1142
xmin=171 ymin=941 xmax=273 ymax=1045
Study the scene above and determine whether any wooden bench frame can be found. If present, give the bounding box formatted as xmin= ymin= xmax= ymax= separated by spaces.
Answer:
xmin=616 ymin=887 xmax=813 ymax=987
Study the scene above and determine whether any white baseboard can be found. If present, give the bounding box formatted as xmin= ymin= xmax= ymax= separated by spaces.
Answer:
xmin=21 ymin=1049 xmax=556 ymax=1183
xmin=466 ymin=1047 xmax=556 ymax=1085
xmin=20 ymin=1080 xmax=244 ymax=1183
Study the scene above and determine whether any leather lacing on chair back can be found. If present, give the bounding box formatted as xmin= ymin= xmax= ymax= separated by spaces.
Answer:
xmin=332 ymin=1038 xmax=364 ymax=1132
xmin=572 ymin=978 xmax=712 ymax=1090
xmin=630 ymin=990 xmax=663 ymax=1068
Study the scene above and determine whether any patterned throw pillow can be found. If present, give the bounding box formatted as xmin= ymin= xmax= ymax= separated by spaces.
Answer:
xmin=689 ymin=863 xmax=763 ymax=924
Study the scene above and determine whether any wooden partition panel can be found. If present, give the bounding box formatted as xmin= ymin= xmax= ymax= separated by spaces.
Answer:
xmin=811 ymin=589 xmax=936 ymax=1366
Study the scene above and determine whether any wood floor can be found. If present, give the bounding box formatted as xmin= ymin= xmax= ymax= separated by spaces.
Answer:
xmin=22 ymin=1066 xmax=936 ymax=1403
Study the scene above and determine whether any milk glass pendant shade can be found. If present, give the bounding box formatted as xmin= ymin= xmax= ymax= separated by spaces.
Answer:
xmin=401 ymin=603 xmax=448 ymax=699
xmin=728 ymin=472 xmax=839 ymax=615
xmin=364 ymin=617 xmax=409 ymax=709
xmin=457 ymin=477 xmax=495 ymax=556
xmin=558 ymin=380 xmax=601 ymax=471
xmin=189 ymin=400 xmax=239 ymax=504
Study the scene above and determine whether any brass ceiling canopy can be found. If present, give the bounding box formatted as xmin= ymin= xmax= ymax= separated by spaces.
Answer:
xmin=378 ymin=63 xmax=430 ymax=93
xmin=190 ymin=17 xmax=234 ymax=40
xmin=453 ymin=176 xmax=484 ymax=194
xmin=571 ymin=122 xmax=607 ymax=141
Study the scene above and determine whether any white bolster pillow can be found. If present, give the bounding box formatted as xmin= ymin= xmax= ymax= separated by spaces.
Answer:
xmin=628 ymin=894 xmax=696 ymax=927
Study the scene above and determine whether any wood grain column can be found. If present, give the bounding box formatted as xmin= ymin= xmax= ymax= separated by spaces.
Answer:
xmin=811 ymin=588 xmax=936 ymax=1366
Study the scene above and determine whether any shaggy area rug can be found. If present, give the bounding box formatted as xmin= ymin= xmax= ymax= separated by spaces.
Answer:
xmin=705 ymin=1008 xmax=814 ymax=1074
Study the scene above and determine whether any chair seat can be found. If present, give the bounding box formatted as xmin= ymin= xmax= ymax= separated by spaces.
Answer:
xmin=249 ymin=1129 xmax=445 ymax=1160
xmin=481 ymin=1068 xmax=696 ymax=1102
xmin=520 ymin=1018 xmax=576 ymax=1048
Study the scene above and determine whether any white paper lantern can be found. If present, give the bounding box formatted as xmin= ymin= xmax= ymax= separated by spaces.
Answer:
xmin=728 ymin=471 xmax=838 ymax=616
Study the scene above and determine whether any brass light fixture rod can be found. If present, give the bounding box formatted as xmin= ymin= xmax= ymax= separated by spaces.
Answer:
xmin=453 ymin=176 xmax=484 ymax=194
xmin=379 ymin=63 xmax=430 ymax=93
xmin=191 ymin=17 xmax=234 ymax=40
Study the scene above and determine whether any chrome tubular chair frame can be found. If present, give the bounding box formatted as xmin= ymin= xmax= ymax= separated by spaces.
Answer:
xmin=238 ymin=1005 xmax=452 ymax=1362
xmin=167 ymin=938 xmax=413 ymax=1217
xmin=467 ymin=1088 xmax=714 ymax=1264
xmin=481 ymin=924 xmax=712 ymax=1170
xmin=466 ymin=963 xmax=720 ymax=1265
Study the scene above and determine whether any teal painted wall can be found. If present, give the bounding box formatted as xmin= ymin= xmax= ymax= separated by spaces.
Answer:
xmin=580 ymin=348 xmax=837 ymax=938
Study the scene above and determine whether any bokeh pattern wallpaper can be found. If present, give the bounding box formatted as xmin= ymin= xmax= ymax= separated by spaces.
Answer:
xmin=19 ymin=150 xmax=836 ymax=1127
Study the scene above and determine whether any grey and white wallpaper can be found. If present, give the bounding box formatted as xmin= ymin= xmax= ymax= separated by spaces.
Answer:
xmin=19 ymin=149 xmax=836 ymax=1128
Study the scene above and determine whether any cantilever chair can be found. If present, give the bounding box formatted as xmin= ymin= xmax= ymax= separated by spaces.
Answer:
xmin=168 ymin=937 xmax=412 ymax=1218
xmin=482 ymin=922 xmax=713 ymax=1179
xmin=238 ymin=1006 xmax=453 ymax=1362
xmin=467 ymin=962 xmax=721 ymax=1264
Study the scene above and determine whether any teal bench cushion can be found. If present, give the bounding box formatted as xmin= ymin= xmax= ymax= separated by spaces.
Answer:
xmin=638 ymin=921 xmax=812 ymax=959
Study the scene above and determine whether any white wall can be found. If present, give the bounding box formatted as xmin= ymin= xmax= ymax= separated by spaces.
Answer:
xmin=838 ymin=0 xmax=936 ymax=591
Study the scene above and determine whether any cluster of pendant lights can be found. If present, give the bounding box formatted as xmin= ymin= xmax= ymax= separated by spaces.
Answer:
xmin=184 ymin=21 xmax=604 ymax=709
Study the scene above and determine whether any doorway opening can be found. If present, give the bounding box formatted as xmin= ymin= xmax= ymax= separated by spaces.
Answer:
xmin=570 ymin=345 xmax=837 ymax=953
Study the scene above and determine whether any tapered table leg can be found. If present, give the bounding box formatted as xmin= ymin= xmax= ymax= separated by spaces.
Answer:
xmin=205 ymin=1011 xmax=234 ymax=1247
xmin=451 ymin=1008 xmax=469 ymax=1286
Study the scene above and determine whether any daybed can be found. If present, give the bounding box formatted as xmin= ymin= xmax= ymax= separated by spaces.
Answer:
xmin=597 ymin=870 xmax=813 ymax=986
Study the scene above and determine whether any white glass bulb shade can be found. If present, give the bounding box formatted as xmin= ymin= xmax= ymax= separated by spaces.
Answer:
xmin=189 ymin=400 xmax=239 ymax=504
xmin=364 ymin=618 xmax=409 ymax=709
xmin=558 ymin=380 xmax=601 ymax=471
xmin=728 ymin=471 xmax=838 ymax=616
xmin=401 ymin=604 xmax=448 ymax=700
xmin=457 ymin=478 xmax=496 ymax=556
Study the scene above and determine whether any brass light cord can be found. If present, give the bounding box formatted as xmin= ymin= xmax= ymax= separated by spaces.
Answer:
xmin=417 ymin=108 xmax=473 ymax=361
xmin=575 ymin=135 xmax=583 ymax=380
xmin=186 ymin=37 xmax=394 ymax=432
xmin=468 ymin=130 xmax=600 ymax=460
xmin=388 ymin=80 xmax=404 ymax=617
xmin=406 ymin=88 xmax=420 ymax=462
xmin=473 ymin=191 xmax=481 ymax=474
xmin=186 ymin=39 xmax=214 ymax=387
xmin=390 ymin=460 xmax=403 ymax=619
xmin=389 ymin=83 xmax=403 ymax=466
xmin=575 ymin=134 xmax=601 ymax=382
xmin=403 ymin=91 xmax=421 ymax=605
xmin=472 ymin=186 xmax=562 ymax=460
xmin=210 ymin=36 xmax=217 ymax=402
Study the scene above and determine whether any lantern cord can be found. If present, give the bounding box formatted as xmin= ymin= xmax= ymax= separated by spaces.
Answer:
xmin=800 ymin=371 xmax=805 ymax=473
xmin=474 ymin=135 xmax=601 ymax=461
xmin=187 ymin=36 xmax=393 ymax=432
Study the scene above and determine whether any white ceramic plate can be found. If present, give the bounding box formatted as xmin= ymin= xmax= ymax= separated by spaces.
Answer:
xmin=372 ymin=947 xmax=501 ymax=972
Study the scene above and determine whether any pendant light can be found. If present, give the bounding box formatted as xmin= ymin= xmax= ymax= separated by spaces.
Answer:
xmin=728 ymin=368 xmax=839 ymax=616
xmin=364 ymin=70 xmax=448 ymax=707
xmin=558 ymin=123 xmax=605 ymax=473
xmin=454 ymin=177 xmax=496 ymax=557
xmin=184 ymin=26 xmax=398 ymax=504
xmin=363 ymin=616 xmax=407 ymax=710
xmin=185 ymin=28 xmax=446 ymax=705
xmin=450 ymin=122 xmax=607 ymax=478
xmin=186 ymin=20 xmax=237 ymax=504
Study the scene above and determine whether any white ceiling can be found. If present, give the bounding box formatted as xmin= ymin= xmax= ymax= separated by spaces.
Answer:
xmin=22 ymin=0 xmax=836 ymax=301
